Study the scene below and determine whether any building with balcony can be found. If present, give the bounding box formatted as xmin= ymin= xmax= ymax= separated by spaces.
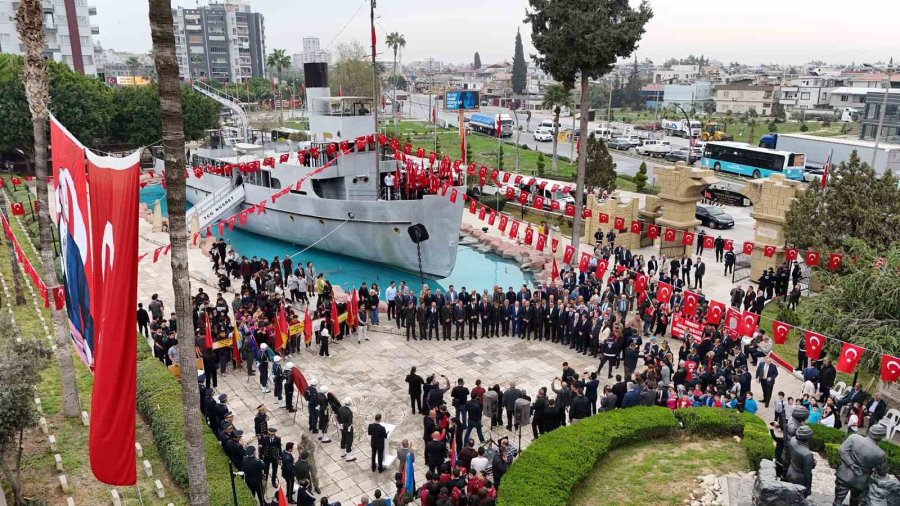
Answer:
xmin=777 ymin=75 xmax=844 ymax=112
xmin=652 ymin=64 xmax=700 ymax=84
xmin=172 ymin=0 xmax=265 ymax=83
xmin=0 ymin=0 xmax=99 ymax=75
xmin=295 ymin=37 xmax=330 ymax=67
xmin=713 ymin=81 xmax=779 ymax=116
xmin=859 ymin=89 xmax=900 ymax=144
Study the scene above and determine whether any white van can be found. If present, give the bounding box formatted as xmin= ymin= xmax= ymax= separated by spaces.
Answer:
xmin=589 ymin=128 xmax=613 ymax=141
xmin=538 ymin=119 xmax=561 ymax=130
xmin=636 ymin=140 xmax=672 ymax=157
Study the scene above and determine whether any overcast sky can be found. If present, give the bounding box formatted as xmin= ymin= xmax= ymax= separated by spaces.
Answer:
xmin=94 ymin=0 xmax=896 ymax=67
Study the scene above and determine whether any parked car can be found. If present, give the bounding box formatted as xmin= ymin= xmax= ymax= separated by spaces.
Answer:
xmin=624 ymin=135 xmax=643 ymax=148
xmin=533 ymin=127 xmax=554 ymax=142
xmin=636 ymin=140 xmax=673 ymax=157
xmin=608 ymin=137 xmax=633 ymax=150
xmin=696 ymin=204 xmax=735 ymax=229
xmin=664 ymin=147 xmax=703 ymax=164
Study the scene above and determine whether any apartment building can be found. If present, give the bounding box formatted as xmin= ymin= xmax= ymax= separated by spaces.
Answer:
xmin=860 ymin=89 xmax=900 ymax=143
xmin=172 ymin=0 xmax=265 ymax=83
xmin=293 ymin=37 xmax=330 ymax=68
xmin=778 ymin=75 xmax=844 ymax=111
xmin=713 ymin=81 xmax=779 ymax=116
xmin=0 ymin=0 xmax=99 ymax=75
xmin=653 ymin=64 xmax=700 ymax=84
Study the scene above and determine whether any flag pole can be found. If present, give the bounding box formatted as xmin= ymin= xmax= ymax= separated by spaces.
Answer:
xmin=370 ymin=0 xmax=380 ymax=200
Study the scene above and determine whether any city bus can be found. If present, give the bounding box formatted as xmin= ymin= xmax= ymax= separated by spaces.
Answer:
xmin=700 ymin=141 xmax=805 ymax=181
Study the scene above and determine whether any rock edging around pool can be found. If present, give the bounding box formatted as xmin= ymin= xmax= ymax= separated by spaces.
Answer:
xmin=460 ymin=223 xmax=556 ymax=287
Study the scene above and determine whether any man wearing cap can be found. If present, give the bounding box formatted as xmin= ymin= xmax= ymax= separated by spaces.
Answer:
xmin=242 ymin=446 xmax=266 ymax=505
xmin=218 ymin=421 xmax=234 ymax=447
xmin=368 ymin=413 xmax=388 ymax=472
xmin=203 ymin=389 xmax=217 ymax=431
xmin=833 ymin=423 xmax=888 ymax=506
xmin=281 ymin=442 xmax=297 ymax=504
xmin=337 ymin=397 xmax=358 ymax=461
xmin=305 ymin=378 xmax=319 ymax=434
xmin=316 ymin=386 xmax=332 ymax=443
xmin=213 ymin=394 xmax=230 ymax=437
xmin=224 ymin=430 xmax=245 ymax=471
xmin=254 ymin=405 xmax=269 ymax=440
xmin=318 ymin=326 xmax=330 ymax=357
xmin=260 ymin=427 xmax=282 ymax=487
xmin=272 ymin=356 xmax=284 ymax=408
xmin=785 ymin=425 xmax=816 ymax=496
xmin=283 ymin=362 xmax=296 ymax=412
xmin=259 ymin=343 xmax=270 ymax=393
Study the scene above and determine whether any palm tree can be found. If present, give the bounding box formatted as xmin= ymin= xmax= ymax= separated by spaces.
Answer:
xmin=15 ymin=0 xmax=81 ymax=419
xmin=126 ymin=55 xmax=141 ymax=83
xmin=267 ymin=48 xmax=291 ymax=125
xmin=148 ymin=0 xmax=210 ymax=504
xmin=541 ymin=83 xmax=573 ymax=174
xmin=385 ymin=32 xmax=406 ymax=130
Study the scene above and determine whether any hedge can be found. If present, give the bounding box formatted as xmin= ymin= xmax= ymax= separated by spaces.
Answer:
xmin=136 ymin=342 xmax=255 ymax=505
xmin=497 ymin=407 xmax=678 ymax=506
xmin=810 ymin=424 xmax=900 ymax=476
xmin=497 ymin=407 xmax=776 ymax=506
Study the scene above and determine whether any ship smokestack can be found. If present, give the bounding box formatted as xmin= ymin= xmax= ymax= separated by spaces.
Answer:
xmin=304 ymin=62 xmax=331 ymax=111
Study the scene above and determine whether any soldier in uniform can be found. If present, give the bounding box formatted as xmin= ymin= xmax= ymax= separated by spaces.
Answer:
xmin=281 ymin=442 xmax=296 ymax=504
xmin=298 ymin=433 xmax=321 ymax=494
xmin=241 ymin=446 xmax=266 ymax=505
xmin=272 ymin=356 xmax=284 ymax=408
xmin=440 ymin=302 xmax=452 ymax=340
xmin=283 ymin=362 xmax=295 ymax=412
xmin=316 ymin=386 xmax=333 ymax=443
xmin=403 ymin=301 xmax=417 ymax=340
xmin=467 ymin=299 xmax=479 ymax=339
xmin=260 ymin=427 xmax=282 ymax=487
xmin=833 ymin=423 xmax=888 ymax=506
xmin=254 ymin=404 xmax=268 ymax=440
xmin=784 ymin=425 xmax=815 ymax=497
xmin=453 ymin=301 xmax=466 ymax=340
xmin=337 ymin=397 xmax=358 ymax=462
xmin=305 ymin=378 xmax=319 ymax=434
xmin=224 ymin=429 xmax=245 ymax=471
xmin=258 ymin=343 xmax=270 ymax=394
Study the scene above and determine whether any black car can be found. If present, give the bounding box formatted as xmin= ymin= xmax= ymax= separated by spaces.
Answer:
xmin=695 ymin=205 xmax=735 ymax=229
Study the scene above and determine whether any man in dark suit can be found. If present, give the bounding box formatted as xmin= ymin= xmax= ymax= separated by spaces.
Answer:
xmin=424 ymin=430 xmax=447 ymax=474
xmin=480 ymin=299 xmax=492 ymax=338
xmin=440 ymin=302 xmax=452 ymax=340
xmin=466 ymin=301 xmax=479 ymax=339
xmin=835 ymin=383 xmax=867 ymax=412
xmin=818 ymin=357 xmax=837 ymax=401
xmin=242 ymin=446 xmax=266 ymax=505
xmin=755 ymin=356 xmax=779 ymax=407
xmin=427 ymin=302 xmax=439 ymax=340
xmin=368 ymin=414 xmax=388 ymax=472
xmin=510 ymin=301 xmax=522 ymax=338
xmin=453 ymin=301 xmax=466 ymax=340
xmin=865 ymin=393 xmax=887 ymax=428
xmin=521 ymin=300 xmax=533 ymax=339
xmin=694 ymin=257 xmax=706 ymax=289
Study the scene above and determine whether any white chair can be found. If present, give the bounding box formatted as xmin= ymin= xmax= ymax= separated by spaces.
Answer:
xmin=831 ymin=381 xmax=848 ymax=399
xmin=881 ymin=408 xmax=900 ymax=442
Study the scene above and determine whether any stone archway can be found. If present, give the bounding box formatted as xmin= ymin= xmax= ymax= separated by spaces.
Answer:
xmin=649 ymin=162 xmax=719 ymax=258
xmin=738 ymin=174 xmax=805 ymax=281
xmin=583 ymin=192 xmax=642 ymax=251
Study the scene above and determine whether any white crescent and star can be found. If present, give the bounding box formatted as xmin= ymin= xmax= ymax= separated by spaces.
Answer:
xmin=809 ymin=335 xmax=822 ymax=348
xmin=886 ymin=360 xmax=900 ymax=373
xmin=844 ymin=348 xmax=859 ymax=363
xmin=775 ymin=324 xmax=788 ymax=336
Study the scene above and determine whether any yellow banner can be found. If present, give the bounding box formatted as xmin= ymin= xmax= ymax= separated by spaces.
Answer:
xmin=212 ymin=338 xmax=233 ymax=350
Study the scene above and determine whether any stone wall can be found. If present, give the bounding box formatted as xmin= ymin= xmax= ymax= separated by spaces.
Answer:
xmin=582 ymin=192 xmax=641 ymax=251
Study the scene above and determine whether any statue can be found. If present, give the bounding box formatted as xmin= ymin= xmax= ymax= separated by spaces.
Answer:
xmin=782 ymin=405 xmax=809 ymax=471
xmin=866 ymin=472 xmax=900 ymax=506
xmin=784 ymin=425 xmax=816 ymax=496
xmin=833 ymin=423 xmax=888 ymax=506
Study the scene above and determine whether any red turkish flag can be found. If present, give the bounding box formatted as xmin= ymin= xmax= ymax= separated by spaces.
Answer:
xmin=550 ymin=200 xmax=561 ymax=211
xmin=828 ymin=253 xmax=843 ymax=271
xmin=724 ymin=239 xmax=734 ymax=251
xmin=517 ymin=191 xmax=529 ymax=205
xmin=656 ymin=281 xmax=673 ymax=303
xmin=551 ymin=183 xmax=559 ymax=192
xmin=498 ymin=214 xmax=508 ymax=232
xmin=683 ymin=291 xmax=699 ymax=317
xmin=763 ymin=245 xmax=776 ymax=258
xmin=533 ymin=195 xmax=544 ymax=209
xmin=536 ymin=233 xmax=547 ymax=251
xmin=514 ymin=175 xmax=523 ymax=184
xmin=785 ymin=248 xmax=798 ymax=261
xmin=724 ymin=307 xmax=742 ymax=340
xmin=466 ymin=163 xmax=476 ymax=175
xmin=563 ymin=245 xmax=575 ymax=264
xmin=742 ymin=242 xmax=754 ymax=255
xmin=648 ymin=225 xmax=659 ymax=239
xmin=551 ymin=258 xmax=560 ymax=283
xmin=682 ymin=231 xmax=695 ymax=246
xmin=836 ymin=343 xmax=865 ymax=374
xmin=630 ymin=221 xmax=642 ymax=234
xmin=524 ymin=227 xmax=534 ymax=245
xmin=551 ymin=237 xmax=559 ymax=253
xmin=703 ymin=235 xmax=714 ymax=249
xmin=805 ymin=251 xmax=820 ymax=267
xmin=450 ymin=188 xmax=458 ymax=203
xmin=804 ymin=330 xmax=825 ymax=360
xmin=505 ymin=186 xmax=515 ymax=199
xmin=509 ymin=220 xmax=520 ymax=238
xmin=635 ymin=273 xmax=647 ymax=293
xmin=578 ymin=252 xmax=591 ymax=273
xmin=582 ymin=207 xmax=592 ymax=219
xmin=490 ymin=168 xmax=499 ymax=181
xmin=488 ymin=211 xmax=497 ymax=226
xmin=565 ymin=203 xmax=575 ymax=217
xmin=10 ymin=202 xmax=25 ymax=216
xmin=469 ymin=200 xmax=477 ymax=214
xmin=598 ymin=213 xmax=609 ymax=224
xmin=881 ymin=354 xmax=900 ymax=382
xmin=595 ymin=258 xmax=609 ymax=277
xmin=502 ymin=172 xmax=511 ymax=183
xmin=772 ymin=320 xmax=791 ymax=344
xmin=663 ymin=228 xmax=676 ymax=242
xmin=738 ymin=310 xmax=759 ymax=337
xmin=706 ymin=300 xmax=726 ymax=325
xmin=614 ymin=216 xmax=625 ymax=231
xmin=478 ymin=206 xmax=487 ymax=220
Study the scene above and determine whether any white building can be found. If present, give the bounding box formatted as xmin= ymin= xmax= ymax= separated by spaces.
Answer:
xmin=828 ymin=86 xmax=880 ymax=110
xmin=663 ymin=80 xmax=714 ymax=109
xmin=0 ymin=0 xmax=99 ymax=75
xmin=653 ymin=64 xmax=700 ymax=84
xmin=297 ymin=37 xmax=330 ymax=65
xmin=778 ymin=75 xmax=843 ymax=111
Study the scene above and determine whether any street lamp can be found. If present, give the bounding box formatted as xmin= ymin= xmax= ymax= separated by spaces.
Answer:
xmin=673 ymin=104 xmax=695 ymax=165
xmin=863 ymin=63 xmax=896 ymax=170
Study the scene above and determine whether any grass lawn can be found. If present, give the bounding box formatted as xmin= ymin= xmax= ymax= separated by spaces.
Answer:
xmin=570 ymin=435 xmax=751 ymax=506
xmin=0 ymin=182 xmax=188 ymax=505
xmin=763 ymin=297 xmax=876 ymax=388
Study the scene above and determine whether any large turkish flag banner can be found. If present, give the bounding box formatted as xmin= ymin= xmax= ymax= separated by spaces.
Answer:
xmin=804 ymin=330 xmax=826 ymax=360
xmin=835 ymin=343 xmax=864 ymax=374
xmin=85 ymin=148 xmax=141 ymax=485
xmin=656 ymin=282 xmax=673 ymax=303
xmin=706 ymin=300 xmax=726 ymax=325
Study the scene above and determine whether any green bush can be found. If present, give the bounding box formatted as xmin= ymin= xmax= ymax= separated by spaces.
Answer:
xmin=136 ymin=343 xmax=255 ymax=505
xmin=808 ymin=424 xmax=847 ymax=453
xmin=498 ymin=407 xmax=678 ymax=506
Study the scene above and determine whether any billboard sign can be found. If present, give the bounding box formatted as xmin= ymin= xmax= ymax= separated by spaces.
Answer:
xmin=444 ymin=90 xmax=480 ymax=111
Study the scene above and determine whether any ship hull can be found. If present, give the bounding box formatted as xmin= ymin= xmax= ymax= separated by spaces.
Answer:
xmin=186 ymin=175 xmax=465 ymax=278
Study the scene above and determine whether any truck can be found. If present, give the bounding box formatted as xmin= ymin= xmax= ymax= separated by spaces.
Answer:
xmin=636 ymin=140 xmax=673 ymax=157
xmin=469 ymin=113 xmax=514 ymax=137
xmin=758 ymin=133 xmax=900 ymax=177
xmin=661 ymin=119 xmax=701 ymax=138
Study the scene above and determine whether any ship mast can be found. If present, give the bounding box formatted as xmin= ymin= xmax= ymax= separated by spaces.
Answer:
xmin=370 ymin=0 xmax=380 ymax=198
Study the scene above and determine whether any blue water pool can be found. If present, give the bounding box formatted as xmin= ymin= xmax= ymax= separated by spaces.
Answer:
xmin=141 ymin=185 xmax=532 ymax=292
